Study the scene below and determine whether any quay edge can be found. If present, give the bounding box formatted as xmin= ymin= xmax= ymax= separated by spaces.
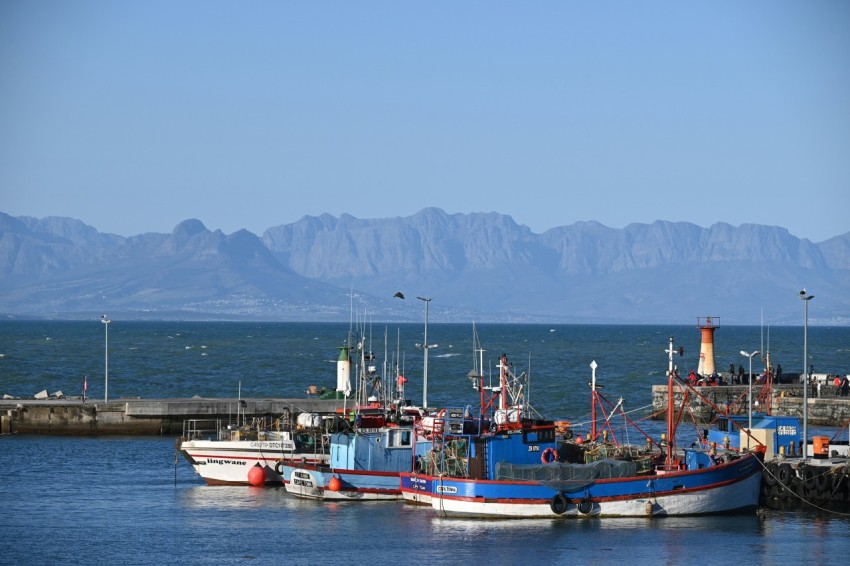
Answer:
xmin=651 ymin=384 xmax=850 ymax=426
xmin=0 ymin=398 xmax=347 ymax=436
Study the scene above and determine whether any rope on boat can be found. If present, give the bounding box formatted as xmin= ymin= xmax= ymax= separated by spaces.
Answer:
xmin=567 ymin=403 xmax=656 ymax=430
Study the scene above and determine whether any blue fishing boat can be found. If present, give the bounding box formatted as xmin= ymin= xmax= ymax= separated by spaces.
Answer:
xmin=400 ymin=349 xmax=562 ymax=505
xmin=428 ymin=337 xmax=764 ymax=518
xmin=282 ymin=410 xmax=430 ymax=501
xmin=282 ymin=310 xmax=432 ymax=501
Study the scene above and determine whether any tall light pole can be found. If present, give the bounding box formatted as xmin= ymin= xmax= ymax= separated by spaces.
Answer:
xmin=416 ymin=297 xmax=435 ymax=409
xmin=799 ymin=290 xmax=813 ymax=459
xmin=101 ymin=315 xmax=111 ymax=402
xmin=740 ymin=350 xmax=760 ymax=439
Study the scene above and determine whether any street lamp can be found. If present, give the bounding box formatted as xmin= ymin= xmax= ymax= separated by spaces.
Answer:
xmin=415 ymin=297 xmax=436 ymax=409
xmin=101 ymin=315 xmax=111 ymax=402
xmin=740 ymin=350 xmax=760 ymax=440
xmin=799 ymin=289 xmax=814 ymax=459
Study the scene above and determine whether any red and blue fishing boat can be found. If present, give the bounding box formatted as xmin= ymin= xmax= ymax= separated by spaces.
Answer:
xmin=427 ymin=337 xmax=764 ymax=518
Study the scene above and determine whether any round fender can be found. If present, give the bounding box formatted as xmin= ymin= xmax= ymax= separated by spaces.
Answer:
xmin=550 ymin=494 xmax=569 ymax=515
xmin=578 ymin=498 xmax=593 ymax=515
xmin=274 ymin=460 xmax=285 ymax=476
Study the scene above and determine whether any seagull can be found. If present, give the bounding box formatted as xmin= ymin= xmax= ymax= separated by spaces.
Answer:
xmin=393 ymin=292 xmax=405 ymax=299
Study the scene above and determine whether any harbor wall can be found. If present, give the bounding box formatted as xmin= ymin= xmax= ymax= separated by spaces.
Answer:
xmin=651 ymin=384 xmax=850 ymax=426
xmin=0 ymin=398 xmax=347 ymax=436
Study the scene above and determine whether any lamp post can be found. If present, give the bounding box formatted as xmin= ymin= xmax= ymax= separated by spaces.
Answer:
xmin=799 ymin=290 xmax=814 ymax=459
xmin=416 ymin=297 xmax=435 ymax=408
xmin=740 ymin=350 xmax=760 ymax=442
xmin=101 ymin=315 xmax=111 ymax=402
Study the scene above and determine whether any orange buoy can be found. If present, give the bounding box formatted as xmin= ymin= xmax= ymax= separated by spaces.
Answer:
xmin=328 ymin=476 xmax=341 ymax=491
xmin=575 ymin=435 xmax=583 ymax=445
xmin=248 ymin=464 xmax=266 ymax=487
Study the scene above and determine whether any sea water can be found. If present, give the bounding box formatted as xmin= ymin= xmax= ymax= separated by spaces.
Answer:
xmin=1 ymin=321 xmax=849 ymax=564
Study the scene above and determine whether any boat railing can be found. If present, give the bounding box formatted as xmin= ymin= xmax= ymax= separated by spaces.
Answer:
xmin=182 ymin=419 xmax=222 ymax=441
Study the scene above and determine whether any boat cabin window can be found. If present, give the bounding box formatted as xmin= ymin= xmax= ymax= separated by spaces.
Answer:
xmin=524 ymin=428 xmax=555 ymax=444
xmin=387 ymin=429 xmax=412 ymax=448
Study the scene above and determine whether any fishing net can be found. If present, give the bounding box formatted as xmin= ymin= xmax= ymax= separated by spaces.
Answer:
xmin=495 ymin=458 xmax=637 ymax=488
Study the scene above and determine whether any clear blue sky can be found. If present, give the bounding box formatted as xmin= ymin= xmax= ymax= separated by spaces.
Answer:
xmin=2 ymin=1 xmax=848 ymax=242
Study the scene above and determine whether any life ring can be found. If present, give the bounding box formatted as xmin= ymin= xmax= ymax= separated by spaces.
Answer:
xmin=550 ymin=493 xmax=569 ymax=515
xmin=274 ymin=460 xmax=285 ymax=475
xmin=578 ymin=498 xmax=593 ymax=515
xmin=541 ymin=447 xmax=559 ymax=464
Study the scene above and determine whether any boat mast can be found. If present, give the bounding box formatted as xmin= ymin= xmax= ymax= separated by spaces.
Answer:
xmin=416 ymin=296 xmax=434 ymax=409
xmin=590 ymin=360 xmax=598 ymax=441
xmin=666 ymin=336 xmax=677 ymax=468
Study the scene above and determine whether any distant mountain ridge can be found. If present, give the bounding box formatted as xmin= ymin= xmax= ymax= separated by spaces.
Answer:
xmin=1 ymin=208 xmax=848 ymax=325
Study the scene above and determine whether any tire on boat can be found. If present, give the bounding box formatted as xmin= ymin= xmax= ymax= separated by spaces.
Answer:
xmin=814 ymin=470 xmax=830 ymax=492
xmin=550 ymin=493 xmax=569 ymax=515
xmin=777 ymin=463 xmax=792 ymax=485
xmin=763 ymin=463 xmax=777 ymax=486
xmin=831 ymin=474 xmax=844 ymax=492
xmin=802 ymin=466 xmax=817 ymax=490
xmin=274 ymin=460 xmax=285 ymax=475
xmin=578 ymin=498 xmax=593 ymax=515
xmin=793 ymin=480 xmax=807 ymax=498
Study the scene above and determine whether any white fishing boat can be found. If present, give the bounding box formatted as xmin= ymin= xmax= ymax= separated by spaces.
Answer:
xmin=179 ymin=411 xmax=341 ymax=486
xmin=179 ymin=342 xmax=357 ymax=486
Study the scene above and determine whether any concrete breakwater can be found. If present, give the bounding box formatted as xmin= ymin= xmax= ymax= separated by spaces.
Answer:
xmin=651 ymin=384 xmax=850 ymax=426
xmin=0 ymin=398 xmax=347 ymax=436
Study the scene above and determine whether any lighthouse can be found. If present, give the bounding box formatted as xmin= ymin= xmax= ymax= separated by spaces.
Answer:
xmin=696 ymin=316 xmax=718 ymax=376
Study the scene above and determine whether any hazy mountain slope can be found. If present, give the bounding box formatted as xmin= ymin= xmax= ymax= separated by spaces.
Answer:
xmin=1 ymin=209 xmax=848 ymax=324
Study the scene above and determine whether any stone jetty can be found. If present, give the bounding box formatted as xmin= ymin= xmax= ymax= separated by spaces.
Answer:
xmin=0 ymin=397 xmax=347 ymax=435
xmin=651 ymin=383 xmax=850 ymax=426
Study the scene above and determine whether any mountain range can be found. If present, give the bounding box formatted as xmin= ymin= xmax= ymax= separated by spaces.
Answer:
xmin=1 ymin=208 xmax=848 ymax=325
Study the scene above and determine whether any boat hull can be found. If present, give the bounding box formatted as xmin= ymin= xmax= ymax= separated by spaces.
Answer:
xmin=431 ymin=453 xmax=763 ymax=518
xmin=282 ymin=463 xmax=403 ymax=501
xmin=399 ymin=472 xmax=435 ymax=505
xmin=180 ymin=439 xmax=327 ymax=486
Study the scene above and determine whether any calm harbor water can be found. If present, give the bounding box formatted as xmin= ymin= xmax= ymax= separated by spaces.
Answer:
xmin=2 ymin=321 xmax=850 ymax=564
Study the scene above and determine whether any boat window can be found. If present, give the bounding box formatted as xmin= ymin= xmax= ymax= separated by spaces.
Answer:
xmin=524 ymin=428 xmax=554 ymax=444
xmin=389 ymin=429 xmax=412 ymax=448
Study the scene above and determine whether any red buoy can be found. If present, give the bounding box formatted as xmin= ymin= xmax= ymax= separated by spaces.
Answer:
xmin=328 ymin=476 xmax=341 ymax=491
xmin=575 ymin=435 xmax=584 ymax=445
xmin=248 ymin=464 xmax=266 ymax=487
